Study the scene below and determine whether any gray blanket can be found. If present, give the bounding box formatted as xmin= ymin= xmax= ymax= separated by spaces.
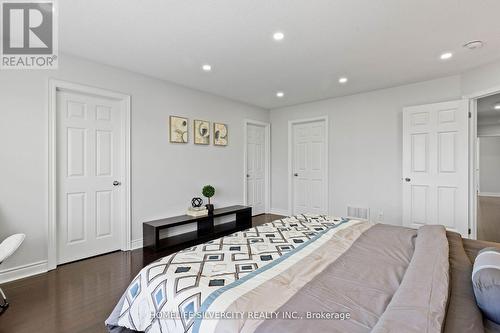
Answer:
xmin=256 ymin=224 xmax=449 ymax=333
xmin=256 ymin=223 xmax=417 ymax=332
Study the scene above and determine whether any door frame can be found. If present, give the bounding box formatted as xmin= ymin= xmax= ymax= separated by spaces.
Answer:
xmin=287 ymin=116 xmax=329 ymax=216
xmin=466 ymin=85 xmax=500 ymax=240
xmin=47 ymin=79 xmax=131 ymax=270
xmin=243 ymin=119 xmax=271 ymax=214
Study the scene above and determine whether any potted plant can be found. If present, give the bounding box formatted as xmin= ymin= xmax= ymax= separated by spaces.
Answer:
xmin=202 ymin=185 xmax=215 ymax=214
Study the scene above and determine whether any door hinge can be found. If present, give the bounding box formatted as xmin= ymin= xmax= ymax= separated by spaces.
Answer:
xmin=468 ymin=228 xmax=471 ymax=235
xmin=468 ymin=112 xmax=472 ymax=119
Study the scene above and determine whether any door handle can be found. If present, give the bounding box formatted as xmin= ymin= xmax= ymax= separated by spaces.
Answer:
xmin=404 ymin=178 xmax=411 ymax=182
xmin=294 ymin=173 xmax=299 ymax=177
xmin=246 ymin=174 xmax=250 ymax=178
xmin=113 ymin=181 xmax=122 ymax=186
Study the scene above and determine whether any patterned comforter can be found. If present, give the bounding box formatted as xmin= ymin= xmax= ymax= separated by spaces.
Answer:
xmin=106 ymin=215 xmax=349 ymax=332
xmin=107 ymin=215 xmax=451 ymax=333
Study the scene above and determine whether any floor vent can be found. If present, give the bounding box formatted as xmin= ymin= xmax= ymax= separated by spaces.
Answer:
xmin=347 ymin=206 xmax=370 ymax=220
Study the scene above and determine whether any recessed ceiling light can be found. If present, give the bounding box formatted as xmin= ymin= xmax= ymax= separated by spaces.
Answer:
xmin=440 ymin=52 xmax=453 ymax=60
xmin=276 ymin=91 xmax=285 ymax=98
xmin=202 ymin=64 xmax=212 ymax=72
xmin=494 ymin=103 xmax=500 ymax=110
xmin=273 ymin=32 xmax=285 ymax=41
xmin=338 ymin=77 xmax=348 ymax=84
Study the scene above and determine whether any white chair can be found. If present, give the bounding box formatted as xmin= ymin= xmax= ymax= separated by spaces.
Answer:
xmin=0 ymin=234 xmax=25 ymax=315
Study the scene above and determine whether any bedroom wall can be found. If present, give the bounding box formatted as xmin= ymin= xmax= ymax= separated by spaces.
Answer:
xmin=3 ymin=51 xmax=500 ymax=281
xmin=269 ymin=57 xmax=500 ymax=225
xmin=0 ymin=53 xmax=268 ymax=280
xmin=269 ymin=76 xmax=462 ymax=224
xmin=478 ymin=124 xmax=500 ymax=137
xmin=461 ymin=59 xmax=500 ymax=97
xmin=479 ymin=137 xmax=500 ymax=195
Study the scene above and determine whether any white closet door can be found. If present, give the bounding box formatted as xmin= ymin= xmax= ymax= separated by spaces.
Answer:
xmin=292 ymin=120 xmax=327 ymax=215
xmin=246 ymin=124 xmax=266 ymax=215
xmin=402 ymin=100 xmax=469 ymax=237
xmin=57 ymin=91 xmax=123 ymax=264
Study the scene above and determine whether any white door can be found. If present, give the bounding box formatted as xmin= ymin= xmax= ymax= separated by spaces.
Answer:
xmin=402 ymin=100 xmax=469 ymax=237
xmin=291 ymin=120 xmax=327 ymax=215
xmin=57 ymin=91 xmax=123 ymax=264
xmin=246 ymin=124 xmax=266 ymax=215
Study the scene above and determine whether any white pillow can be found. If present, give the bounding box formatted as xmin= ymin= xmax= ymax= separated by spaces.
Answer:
xmin=472 ymin=247 xmax=500 ymax=324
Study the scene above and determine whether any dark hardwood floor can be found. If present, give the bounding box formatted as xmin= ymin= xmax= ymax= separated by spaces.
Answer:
xmin=0 ymin=214 xmax=283 ymax=333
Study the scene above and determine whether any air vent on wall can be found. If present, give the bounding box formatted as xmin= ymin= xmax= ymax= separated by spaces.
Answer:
xmin=347 ymin=206 xmax=370 ymax=221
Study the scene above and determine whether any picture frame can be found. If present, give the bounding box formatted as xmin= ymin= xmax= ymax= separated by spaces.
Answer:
xmin=213 ymin=122 xmax=228 ymax=146
xmin=169 ymin=116 xmax=188 ymax=143
xmin=194 ymin=119 xmax=210 ymax=145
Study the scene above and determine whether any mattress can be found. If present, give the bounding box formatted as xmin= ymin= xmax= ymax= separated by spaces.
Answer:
xmin=106 ymin=215 xmax=487 ymax=333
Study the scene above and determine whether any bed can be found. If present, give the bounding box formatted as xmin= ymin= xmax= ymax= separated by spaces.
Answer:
xmin=106 ymin=215 xmax=496 ymax=333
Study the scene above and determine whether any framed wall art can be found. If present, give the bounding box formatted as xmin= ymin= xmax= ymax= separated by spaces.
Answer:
xmin=194 ymin=119 xmax=210 ymax=145
xmin=169 ymin=116 xmax=188 ymax=143
xmin=213 ymin=122 xmax=228 ymax=146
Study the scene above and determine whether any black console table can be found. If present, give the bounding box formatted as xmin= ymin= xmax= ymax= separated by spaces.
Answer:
xmin=143 ymin=205 xmax=252 ymax=251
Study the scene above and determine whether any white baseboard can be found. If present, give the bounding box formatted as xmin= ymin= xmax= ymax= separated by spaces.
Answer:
xmin=479 ymin=192 xmax=500 ymax=197
xmin=269 ymin=209 xmax=289 ymax=216
xmin=0 ymin=260 xmax=48 ymax=284
xmin=131 ymin=238 xmax=143 ymax=250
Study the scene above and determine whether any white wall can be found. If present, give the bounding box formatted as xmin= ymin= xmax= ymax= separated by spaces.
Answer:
xmin=269 ymin=58 xmax=500 ymax=225
xmin=270 ymin=76 xmax=462 ymax=224
xmin=461 ymin=60 xmax=500 ymax=97
xmin=478 ymin=124 xmax=500 ymax=137
xmin=3 ymin=51 xmax=500 ymax=281
xmin=479 ymin=137 xmax=500 ymax=195
xmin=0 ymin=53 xmax=268 ymax=279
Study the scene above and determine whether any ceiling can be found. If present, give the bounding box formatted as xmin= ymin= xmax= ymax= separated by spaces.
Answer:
xmin=59 ymin=0 xmax=500 ymax=109
xmin=478 ymin=93 xmax=500 ymax=126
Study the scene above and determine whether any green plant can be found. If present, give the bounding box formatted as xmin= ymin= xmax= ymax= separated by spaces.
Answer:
xmin=202 ymin=185 xmax=215 ymax=204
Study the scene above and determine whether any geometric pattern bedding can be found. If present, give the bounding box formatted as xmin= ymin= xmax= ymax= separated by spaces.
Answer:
xmin=111 ymin=214 xmax=349 ymax=333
